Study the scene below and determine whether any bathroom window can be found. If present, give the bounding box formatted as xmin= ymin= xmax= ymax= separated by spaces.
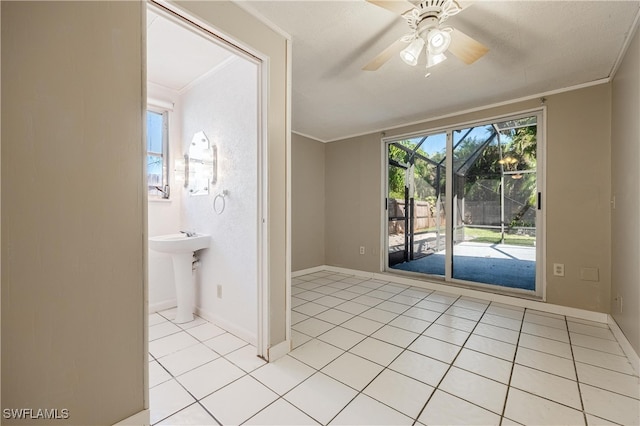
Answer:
xmin=147 ymin=109 xmax=169 ymax=198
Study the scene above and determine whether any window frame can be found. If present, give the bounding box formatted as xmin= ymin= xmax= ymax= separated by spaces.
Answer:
xmin=146 ymin=107 xmax=170 ymax=199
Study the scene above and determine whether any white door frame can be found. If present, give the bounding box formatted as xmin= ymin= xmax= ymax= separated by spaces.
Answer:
xmin=146 ymin=0 xmax=271 ymax=357
xmin=381 ymin=108 xmax=546 ymax=300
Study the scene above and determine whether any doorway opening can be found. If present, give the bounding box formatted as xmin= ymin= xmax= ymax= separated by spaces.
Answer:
xmin=146 ymin=0 xmax=267 ymax=369
xmin=385 ymin=111 xmax=544 ymax=297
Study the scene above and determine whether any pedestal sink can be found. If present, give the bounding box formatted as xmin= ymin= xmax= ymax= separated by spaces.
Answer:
xmin=149 ymin=233 xmax=210 ymax=323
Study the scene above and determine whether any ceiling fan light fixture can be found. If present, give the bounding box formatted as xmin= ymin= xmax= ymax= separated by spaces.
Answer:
xmin=426 ymin=52 xmax=447 ymax=68
xmin=400 ymin=37 xmax=425 ymax=66
xmin=426 ymin=28 xmax=451 ymax=55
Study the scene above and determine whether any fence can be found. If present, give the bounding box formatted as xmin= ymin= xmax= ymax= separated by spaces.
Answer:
xmin=461 ymin=201 xmax=536 ymax=226
xmin=388 ymin=199 xmax=445 ymax=235
xmin=389 ymin=199 xmax=535 ymax=234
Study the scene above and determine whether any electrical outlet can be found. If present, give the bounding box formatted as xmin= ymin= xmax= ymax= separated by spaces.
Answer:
xmin=359 ymin=246 xmax=365 ymax=255
xmin=553 ymin=263 xmax=565 ymax=277
xmin=217 ymin=285 xmax=222 ymax=298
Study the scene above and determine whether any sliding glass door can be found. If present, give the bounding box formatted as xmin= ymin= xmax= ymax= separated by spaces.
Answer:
xmin=385 ymin=112 xmax=542 ymax=296
xmin=387 ymin=133 xmax=447 ymax=276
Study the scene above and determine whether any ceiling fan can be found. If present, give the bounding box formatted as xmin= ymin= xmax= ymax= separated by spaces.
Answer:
xmin=363 ymin=0 xmax=488 ymax=75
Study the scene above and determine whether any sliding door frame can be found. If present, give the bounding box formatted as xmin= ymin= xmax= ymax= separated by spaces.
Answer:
xmin=381 ymin=107 xmax=546 ymax=300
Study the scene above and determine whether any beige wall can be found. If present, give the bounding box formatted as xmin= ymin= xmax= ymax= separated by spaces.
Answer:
xmin=292 ymin=133 xmax=325 ymax=271
xmin=1 ymin=1 xmax=291 ymax=424
xmin=544 ymin=84 xmax=612 ymax=312
xmin=611 ymin=24 xmax=640 ymax=354
xmin=173 ymin=1 xmax=290 ymax=346
xmin=1 ymin=2 xmax=145 ymax=424
xmin=325 ymin=84 xmax=613 ymax=313
xmin=325 ymin=134 xmax=383 ymax=272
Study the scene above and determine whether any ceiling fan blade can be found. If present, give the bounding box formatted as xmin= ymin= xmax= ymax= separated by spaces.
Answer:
xmin=456 ymin=0 xmax=474 ymax=11
xmin=366 ymin=0 xmax=415 ymax=16
xmin=448 ymin=28 xmax=489 ymax=65
xmin=362 ymin=38 xmax=406 ymax=71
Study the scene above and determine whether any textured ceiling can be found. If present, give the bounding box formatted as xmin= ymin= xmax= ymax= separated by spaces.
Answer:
xmin=244 ymin=0 xmax=640 ymax=142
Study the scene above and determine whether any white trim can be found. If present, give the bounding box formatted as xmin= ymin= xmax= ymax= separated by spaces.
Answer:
xmin=380 ymin=138 xmax=388 ymax=273
xmin=178 ymin=56 xmax=239 ymax=96
xmin=323 ymin=265 xmax=376 ymax=279
xmin=149 ymin=299 xmax=177 ymax=314
xmin=320 ymin=79 xmax=610 ymax=144
xmin=381 ymin=106 xmax=546 ymax=145
xmin=306 ymin=265 xmax=608 ymax=323
xmin=445 ymin=131 xmax=453 ymax=281
xmin=540 ymin=106 xmax=548 ymax=302
xmin=147 ymin=81 xmax=179 ymax=104
xmin=292 ymin=130 xmax=324 ymax=144
xmin=377 ymin=269 xmax=604 ymax=322
xmin=147 ymin=97 xmax=174 ymax=112
xmin=148 ymin=0 xmax=270 ymax=360
xmin=608 ymin=315 xmax=640 ymax=376
xmin=113 ymin=409 xmax=150 ymax=426
xmin=196 ymin=307 xmax=257 ymax=346
xmin=141 ymin=4 xmax=150 ymax=411
xmin=257 ymin=56 xmax=270 ymax=360
xmin=285 ymin=37 xmax=294 ymax=354
xmin=292 ymin=265 xmax=328 ymax=277
xmin=150 ymin=0 xmax=269 ymax=64
xmin=267 ymin=339 xmax=291 ymax=362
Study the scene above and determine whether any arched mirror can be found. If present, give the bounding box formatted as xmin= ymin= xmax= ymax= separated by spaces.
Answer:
xmin=186 ymin=131 xmax=216 ymax=196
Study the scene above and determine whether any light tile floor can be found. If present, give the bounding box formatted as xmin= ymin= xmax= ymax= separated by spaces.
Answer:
xmin=149 ymin=271 xmax=640 ymax=425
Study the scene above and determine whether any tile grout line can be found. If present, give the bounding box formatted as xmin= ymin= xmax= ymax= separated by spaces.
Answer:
xmin=150 ymin=272 xmax=639 ymax=425
xmin=565 ymin=315 xmax=589 ymax=426
xmin=196 ymin=400 xmax=223 ymax=426
xmin=151 ymin=316 xmax=269 ymax=425
xmin=498 ymin=305 xmax=526 ymax=425
xmin=293 ymin=277 xmax=437 ymax=349
xmin=307 ymin=274 xmax=638 ymax=424
xmin=411 ymin=294 xmax=493 ymax=426
xmin=289 ymin=281 xmax=437 ymax=424
xmin=325 ymin=294 xmax=457 ymax=426
xmin=516 ymin=323 xmax=640 ymax=398
xmin=294 ymin=276 xmax=534 ymax=425
xmin=500 ymin=310 xmax=625 ymax=423
xmin=291 ymin=277 xmax=460 ymax=425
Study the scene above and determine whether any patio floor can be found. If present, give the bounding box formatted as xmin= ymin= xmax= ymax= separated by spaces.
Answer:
xmin=391 ymin=241 xmax=536 ymax=291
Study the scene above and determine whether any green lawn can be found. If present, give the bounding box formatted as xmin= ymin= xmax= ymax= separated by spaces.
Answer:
xmin=463 ymin=227 xmax=535 ymax=246
xmin=411 ymin=226 xmax=535 ymax=247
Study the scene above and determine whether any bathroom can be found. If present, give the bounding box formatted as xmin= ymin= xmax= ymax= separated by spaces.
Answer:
xmin=146 ymin=5 xmax=264 ymax=357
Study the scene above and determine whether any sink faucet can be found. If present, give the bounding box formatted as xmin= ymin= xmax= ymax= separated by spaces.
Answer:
xmin=180 ymin=230 xmax=196 ymax=237
xmin=154 ymin=185 xmax=170 ymax=199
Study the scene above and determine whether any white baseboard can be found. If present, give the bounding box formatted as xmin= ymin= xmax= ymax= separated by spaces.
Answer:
xmin=325 ymin=265 xmax=376 ymax=279
xmin=195 ymin=307 xmax=257 ymax=347
xmin=292 ymin=265 xmax=328 ymax=277
xmin=296 ymin=265 xmax=608 ymax=324
xmin=149 ymin=299 xmax=176 ymax=314
xmin=268 ymin=339 xmax=291 ymax=361
xmin=608 ymin=315 xmax=640 ymax=376
xmin=376 ymin=270 xmax=607 ymax=323
xmin=113 ymin=409 xmax=149 ymax=426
